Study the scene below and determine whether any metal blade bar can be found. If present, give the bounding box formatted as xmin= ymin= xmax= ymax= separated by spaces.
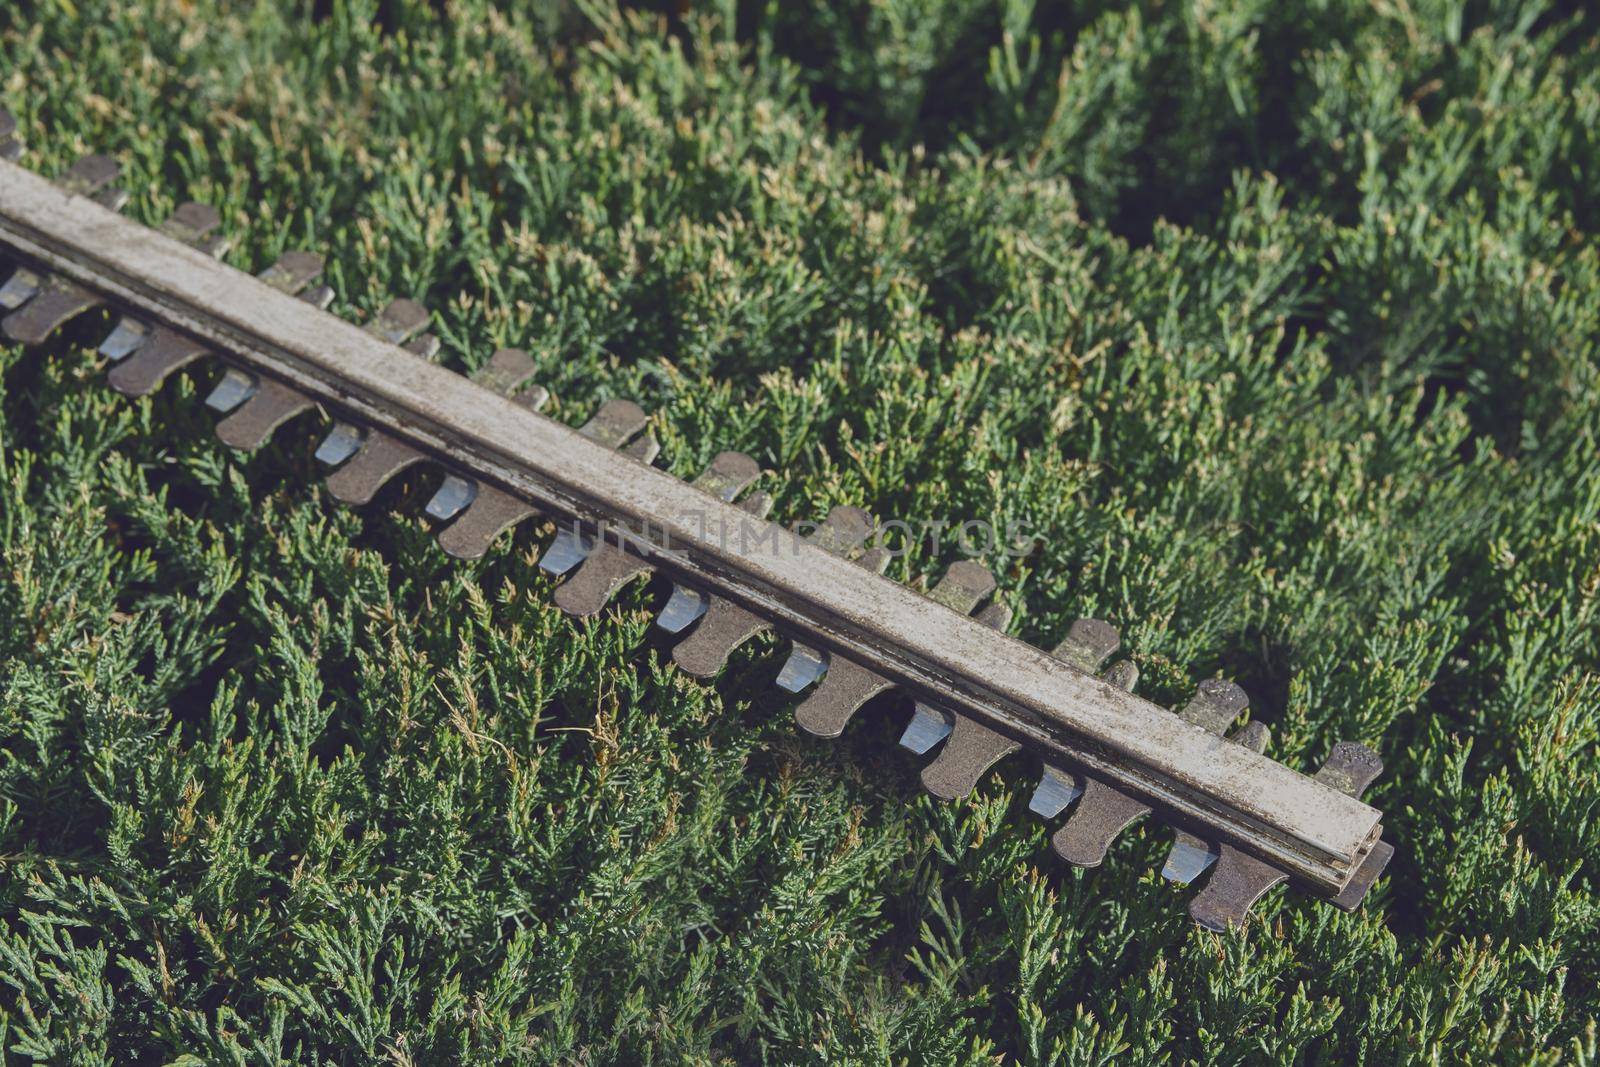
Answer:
xmin=0 ymin=158 xmax=1382 ymax=894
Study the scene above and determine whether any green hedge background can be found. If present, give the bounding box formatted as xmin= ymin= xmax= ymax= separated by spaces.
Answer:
xmin=1 ymin=0 xmax=1598 ymax=1062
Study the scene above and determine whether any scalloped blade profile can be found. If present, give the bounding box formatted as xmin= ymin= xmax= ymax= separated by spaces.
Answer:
xmin=318 ymin=334 xmax=444 ymax=499
xmin=1189 ymin=742 xmax=1386 ymax=930
xmin=213 ymin=379 xmax=317 ymax=449
xmin=918 ymin=705 xmax=1021 ymax=800
xmin=656 ymin=491 xmax=774 ymax=633
xmin=216 ymin=296 xmax=430 ymax=452
xmin=423 ymin=350 xmax=549 ymax=521
xmin=889 ymin=569 xmax=1005 ymax=751
xmin=777 ymin=543 xmax=891 ymax=698
xmin=1027 ymin=620 xmax=1132 ymax=817
xmin=670 ymin=506 xmax=874 ymax=678
xmin=1051 ymin=679 xmax=1249 ymax=867
xmin=779 ymin=543 xmax=903 ymax=689
xmin=204 ymin=287 xmax=336 ymax=415
xmin=103 ymin=202 xmax=229 ymax=376
xmin=555 ymin=451 xmax=762 ymax=617
xmin=0 ymin=133 xmax=1400 ymax=932
xmin=536 ymin=400 xmax=654 ymax=574
xmin=109 ymin=252 xmax=324 ymax=397
xmin=783 ymin=555 xmax=991 ymax=703
xmin=109 ymin=328 xmax=209 ymax=396
xmin=1161 ymin=720 xmax=1270 ymax=884
xmin=0 ymin=267 xmax=41 ymax=310
xmin=3 ymin=155 xmax=125 ymax=343
xmin=912 ymin=603 xmax=1020 ymax=795
xmin=439 ymin=397 xmax=656 ymax=562
xmin=782 ymin=547 xmax=914 ymax=736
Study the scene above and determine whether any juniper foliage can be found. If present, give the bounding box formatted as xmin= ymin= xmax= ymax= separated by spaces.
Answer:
xmin=1 ymin=0 xmax=1598 ymax=1062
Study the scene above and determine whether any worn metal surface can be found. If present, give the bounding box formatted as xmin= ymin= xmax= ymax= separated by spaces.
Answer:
xmin=0 ymin=154 xmax=1388 ymax=899
xmin=1190 ymin=742 xmax=1388 ymax=929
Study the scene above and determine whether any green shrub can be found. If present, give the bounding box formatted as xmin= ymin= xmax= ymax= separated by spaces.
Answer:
xmin=0 ymin=0 xmax=1596 ymax=1061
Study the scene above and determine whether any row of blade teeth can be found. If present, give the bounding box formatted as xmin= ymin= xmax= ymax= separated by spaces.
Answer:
xmin=0 ymin=133 xmax=1393 ymax=930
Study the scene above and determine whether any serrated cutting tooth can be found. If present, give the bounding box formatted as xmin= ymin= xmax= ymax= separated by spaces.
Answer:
xmin=207 ymin=276 xmax=336 ymax=446
xmin=579 ymin=397 xmax=649 ymax=447
xmin=657 ymin=490 xmax=774 ymax=633
xmin=97 ymin=318 xmax=149 ymax=361
xmin=101 ymin=204 xmax=229 ymax=363
xmin=1099 ymin=659 xmax=1139 ymax=691
xmin=1026 ymin=767 xmax=1082 ymax=820
xmin=667 ymin=592 xmax=773 ymax=677
xmin=687 ymin=450 xmax=765 ymax=502
xmin=781 ymin=547 xmax=908 ymax=734
xmin=158 ymin=202 xmax=225 ymax=248
xmin=421 ymin=350 xmax=548 ymax=521
xmin=256 ymin=251 xmax=325 ymax=292
xmin=435 ymin=485 xmax=539 ymax=560
xmin=298 ymin=284 xmax=336 ymax=311
xmin=671 ymin=506 xmax=873 ymax=678
xmin=1162 ymin=720 xmax=1269 ymax=884
xmin=109 ymin=252 xmax=323 ymax=397
xmin=472 ymin=346 xmax=541 ymax=397
xmin=0 ymin=110 xmax=21 ymax=160
xmin=1047 ymin=779 xmax=1150 ymax=866
xmin=657 ymin=586 xmax=710 ymax=634
xmin=0 ymin=156 xmax=125 ymax=334
xmin=213 ymin=379 xmax=315 ymax=449
xmin=324 ymin=430 xmax=424 ymax=503
xmin=298 ymin=297 xmax=425 ymax=454
xmin=315 ymin=301 xmax=433 ymax=467
xmin=1027 ymin=620 xmax=1132 ymax=817
xmin=555 ymin=451 xmax=762 ymax=617
xmin=871 ymin=566 xmax=1002 ymax=749
xmin=314 ymin=421 xmax=366 ymax=466
xmin=425 ymin=476 xmax=475 ymax=520
xmin=900 ymin=600 xmax=1013 ymax=755
xmin=365 ymin=298 xmax=429 ymax=344
xmin=908 ymin=602 xmax=1011 ymax=762
xmin=536 ymin=400 xmax=652 ymax=575
xmin=898 ymin=707 xmax=952 ymax=755
xmin=1051 ymin=679 xmax=1248 ymax=867
xmin=109 ymin=328 xmax=210 ymax=395
xmin=2 ymin=275 xmax=104 ymax=343
xmin=792 ymin=657 xmax=891 ymax=737
xmin=1 ymin=155 xmax=129 ymax=342
xmin=624 ymin=434 xmax=660 ymax=462
xmin=779 ymin=545 xmax=893 ymax=696
xmin=1178 ymin=678 xmax=1251 ymax=734
xmin=60 ymin=153 xmax=120 ymax=196
xmin=910 ymin=605 xmax=1015 ymax=792
xmin=1190 ymin=741 xmax=1386 ymax=930
xmin=919 ymin=715 xmax=1023 ymax=799
xmin=547 ymin=523 xmax=625 ymax=597
xmin=1052 ymin=618 xmax=1122 ymax=673
xmin=318 ymin=331 xmax=442 ymax=500
xmin=539 ymin=526 xmax=593 ymax=576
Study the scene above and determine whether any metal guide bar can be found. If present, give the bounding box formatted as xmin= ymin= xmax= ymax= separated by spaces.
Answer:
xmin=0 ymin=157 xmax=1382 ymax=894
